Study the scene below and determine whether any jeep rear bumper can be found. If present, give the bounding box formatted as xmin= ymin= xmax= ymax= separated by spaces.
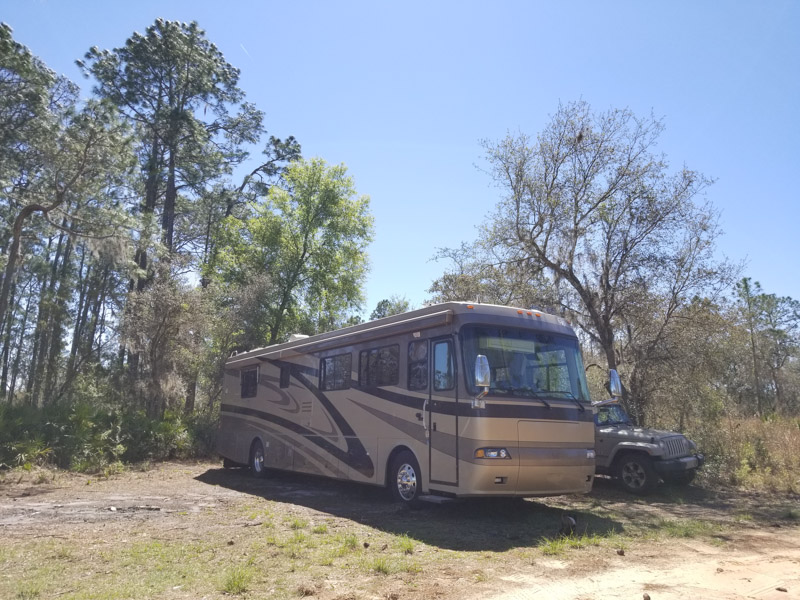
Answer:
xmin=653 ymin=453 xmax=704 ymax=475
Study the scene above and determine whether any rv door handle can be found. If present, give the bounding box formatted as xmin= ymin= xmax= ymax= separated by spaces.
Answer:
xmin=415 ymin=412 xmax=423 ymax=421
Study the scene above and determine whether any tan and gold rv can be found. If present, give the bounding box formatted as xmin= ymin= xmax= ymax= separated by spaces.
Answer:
xmin=218 ymin=302 xmax=595 ymax=505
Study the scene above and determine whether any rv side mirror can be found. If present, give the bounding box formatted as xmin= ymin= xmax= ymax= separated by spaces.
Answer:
xmin=608 ymin=369 xmax=622 ymax=398
xmin=473 ymin=355 xmax=490 ymax=409
xmin=475 ymin=355 xmax=490 ymax=388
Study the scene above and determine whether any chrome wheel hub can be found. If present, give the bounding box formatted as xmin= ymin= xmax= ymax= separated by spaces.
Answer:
xmin=253 ymin=448 xmax=264 ymax=473
xmin=396 ymin=463 xmax=417 ymax=501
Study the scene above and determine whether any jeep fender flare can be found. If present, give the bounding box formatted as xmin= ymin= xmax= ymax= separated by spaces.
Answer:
xmin=607 ymin=442 xmax=659 ymax=467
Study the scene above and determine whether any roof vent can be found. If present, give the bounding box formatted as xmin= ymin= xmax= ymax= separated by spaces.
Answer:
xmin=288 ymin=334 xmax=310 ymax=343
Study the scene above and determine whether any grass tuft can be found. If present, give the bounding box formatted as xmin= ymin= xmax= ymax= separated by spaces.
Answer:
xmin=221 ymin=563 xmax=255 ymax=595
xmin=652 ymin=518 xmax=721 ymax=538
xmin=369 ymin=556 xmax=393 ymax=575
xmin=15 ymin=584 xmax=41 ymax=600
xmin=340 ymin=533 xmax=359 ymax=552
xmin=538 ymin=532 xmax=603 ymax=556
xmin=396 ymin=533 xmax=415 ymax=555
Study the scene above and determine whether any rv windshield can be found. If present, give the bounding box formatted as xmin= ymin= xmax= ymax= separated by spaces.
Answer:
xmin=461 ymin=326 xmax=591 ymax=403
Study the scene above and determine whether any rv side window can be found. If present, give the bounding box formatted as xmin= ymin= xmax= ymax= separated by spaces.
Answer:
xmin=241 ymin=367 xmax=258 ymax=398
xmin=320 ymin=353 xmax=352 ymax=391
xmin=433 ymin=340 xmax=455 ymax=391
xmin=407 ymin=340 xmax=428 ymax=391
xmin=280 ymin=365 xmax=291 ymax=389
xmin=359 ymin=344 xmax=399 ymax=387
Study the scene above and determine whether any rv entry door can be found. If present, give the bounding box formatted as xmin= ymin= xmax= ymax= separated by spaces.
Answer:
xmin=428 ymin=337 xmax=458 ymax=486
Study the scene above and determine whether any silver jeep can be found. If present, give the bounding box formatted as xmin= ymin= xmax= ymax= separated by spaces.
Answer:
xmin=593 ymin=372 xmax=704 ymax=494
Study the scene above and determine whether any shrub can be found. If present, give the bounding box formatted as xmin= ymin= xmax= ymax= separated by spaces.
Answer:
xmin=0 ymin=402 xmax=220 ymax=473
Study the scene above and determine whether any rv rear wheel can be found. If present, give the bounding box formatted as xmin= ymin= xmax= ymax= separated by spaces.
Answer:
xmin=389 ymin=450 xmax=422 ymax=507
xmin=250 ymin=440 xmax=268 ymax=478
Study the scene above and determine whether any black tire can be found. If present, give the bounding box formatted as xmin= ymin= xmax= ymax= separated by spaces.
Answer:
xmin=615 ymin=453 xmax=657 ymax=495
xmin=664 ymin=469 xmax=696 ymax=487
xmin=250 ymin=439 xmax=268 ymax=478
xmin=389 ymin=450 xmax=422 ymax=507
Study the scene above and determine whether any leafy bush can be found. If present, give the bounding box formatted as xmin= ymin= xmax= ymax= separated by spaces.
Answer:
xmin=691 ymin=416 xmax=800 ymax=493
xmin=0 ymin=402 xmax=219 ymax=472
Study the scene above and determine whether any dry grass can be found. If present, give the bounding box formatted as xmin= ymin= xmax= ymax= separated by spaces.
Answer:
xmin=698 ymin=417 xmax=800 ymax=493
xmin=1 ymin=461 xmax=798 ymax=599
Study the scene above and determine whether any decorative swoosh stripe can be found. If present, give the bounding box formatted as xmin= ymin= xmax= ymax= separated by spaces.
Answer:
xmin=247 ymin=358 xmax=374 ymax=477
xmin=221 ymin=403 xmax=374 ymax=478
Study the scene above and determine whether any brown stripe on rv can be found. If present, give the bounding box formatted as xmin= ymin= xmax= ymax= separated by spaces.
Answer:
xmin=221 ymin=403 xmax=374 ymax=477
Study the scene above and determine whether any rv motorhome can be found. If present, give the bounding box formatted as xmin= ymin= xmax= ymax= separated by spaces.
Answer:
xmin=218 ymin=302 xmax=596 ymax=504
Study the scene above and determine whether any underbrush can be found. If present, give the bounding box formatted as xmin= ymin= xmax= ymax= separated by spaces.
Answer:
xmin=0 ymin=402 xmax=218 ymax=473
xmin=691 ymin=416 xmax=800 ymax=493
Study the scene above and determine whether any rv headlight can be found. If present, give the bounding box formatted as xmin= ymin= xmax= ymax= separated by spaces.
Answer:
xmin=586 ymin=450 xmax=596 ymax=460
xmin=474 ymin=448 xmax=511 ymax=459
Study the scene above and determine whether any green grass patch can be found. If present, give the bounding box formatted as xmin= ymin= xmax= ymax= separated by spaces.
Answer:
xmin=396 ymin=533 xmax=415 ymax=555
xmin=537 ymin=532 xmax=603 ymax=556
xmin=368 ymin=556 xmax=393 ymax=575
xmin=339 ymin=532 xmax=359 ymax=552
xmin=651 ymin=518 xmax=722 ymax=538
xmin=221 ymin=563 xmax=255 ymax=595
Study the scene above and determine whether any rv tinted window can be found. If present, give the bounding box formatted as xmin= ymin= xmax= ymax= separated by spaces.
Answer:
xmin=320 ymin=353 xmax=351 ymax=391
xmin=433 ymin=340 xmax=455 ymax=391
xmin=280 ymin=365 xmax=291 ymax=389
xmin=407 ymin=340 xmax=428 ymax=391
xmin=359 ymin=344 xmax=399 ymax=387
xmin=241 ymin=367 xmax=258 ymax=398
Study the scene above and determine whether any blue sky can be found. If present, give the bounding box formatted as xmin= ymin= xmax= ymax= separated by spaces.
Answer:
xmin=4 ymin=1 xmax=799 ymax=313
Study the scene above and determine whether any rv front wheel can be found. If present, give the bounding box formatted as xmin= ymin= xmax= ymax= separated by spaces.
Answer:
xmin=390 ymin=450 xmax=422 ymax=507
xmin=250 ymin=440 xmax=267 ymax=478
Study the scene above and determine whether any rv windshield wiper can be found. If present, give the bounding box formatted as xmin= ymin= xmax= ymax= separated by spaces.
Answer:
xmin=541 ymin=390 xmax=586 ymax=412
xmin=513 ymin=388 xmax=551 ymax=409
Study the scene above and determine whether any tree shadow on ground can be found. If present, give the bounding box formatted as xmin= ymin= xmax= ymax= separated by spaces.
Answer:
xmin=196 ymin=466 xmax=624 ymax=552
xmin=575 ymin=476 xmax=799 ymax=528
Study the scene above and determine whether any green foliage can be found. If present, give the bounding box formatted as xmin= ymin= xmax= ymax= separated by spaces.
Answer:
xmin=211 ymin=158 xmax=374 ymax=346
xmin=370 ymin=295 xmax=412 ymax=320
xmin=0 ymin=402 xmax=218 ymax=472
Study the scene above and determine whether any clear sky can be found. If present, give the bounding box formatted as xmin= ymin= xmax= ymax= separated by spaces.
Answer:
xmin=4 ymin=1 xmax=799 ymax=313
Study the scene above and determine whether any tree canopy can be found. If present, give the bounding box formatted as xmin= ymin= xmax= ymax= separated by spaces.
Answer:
xmin=212 ymin=158 xmax=374 ymax=347
xmin=432 ymin=101 xmax=738 ymax=419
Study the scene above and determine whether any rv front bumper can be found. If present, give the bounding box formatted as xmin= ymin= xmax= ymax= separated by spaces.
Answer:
xmin=453 ymin=447 xmax=595 ymax=497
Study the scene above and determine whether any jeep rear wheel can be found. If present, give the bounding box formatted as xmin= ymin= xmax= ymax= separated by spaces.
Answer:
xmin=616 ymin=453 xmax=657 ymax=494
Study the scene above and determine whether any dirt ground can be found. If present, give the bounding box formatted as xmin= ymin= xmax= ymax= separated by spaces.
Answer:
xmin=1 ymin=461 xmax=798 ymax=600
